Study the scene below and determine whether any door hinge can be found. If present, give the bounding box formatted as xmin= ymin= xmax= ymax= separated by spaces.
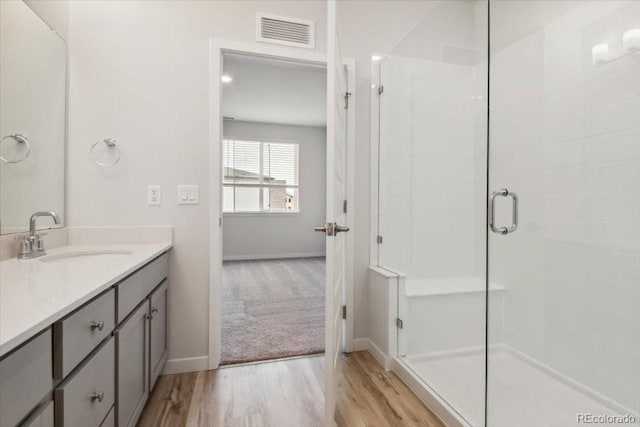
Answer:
xmin=343 ymin=200 xmax=348 ymax=214
xmin=378 ymin=85 xmax=384 ymax=95
xmin=377 ymin=235 xmax=383 ymax=244
xmin=219 ymin=217 xmax=222 ymax=228
xmin=344 ymin=91 xmax=352 ymax=109
xmin=342 ymin=305 xmax=347 ymax=319
xmin=396 ymin=318 xmax=403 ymax=329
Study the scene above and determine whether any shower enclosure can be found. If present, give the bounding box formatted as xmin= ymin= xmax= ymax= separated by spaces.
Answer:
xmin=375 ymin=1 xmax=640 ymax=426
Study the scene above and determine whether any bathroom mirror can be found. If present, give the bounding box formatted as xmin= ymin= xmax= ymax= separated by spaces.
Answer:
xmin=0 ymin=1 xmax=66 ymax=234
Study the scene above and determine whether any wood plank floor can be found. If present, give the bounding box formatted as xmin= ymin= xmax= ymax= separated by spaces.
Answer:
xmin=137 ymin=351 xmax=444 ymax=427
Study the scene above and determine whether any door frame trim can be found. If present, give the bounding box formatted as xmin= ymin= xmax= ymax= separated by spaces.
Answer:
xmin=208 ymin=38 xmax=356 ymax=369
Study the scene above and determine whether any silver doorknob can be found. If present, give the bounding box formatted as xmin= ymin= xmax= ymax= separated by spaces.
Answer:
xmin=334 ymin=225 xmax=350 ymax=233
xmin=314 ymin=223 xmax=350 ymax=236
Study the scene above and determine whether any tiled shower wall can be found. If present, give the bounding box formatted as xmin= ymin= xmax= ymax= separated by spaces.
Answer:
xmin=489 ymin=0 xmax=640 ymax=413
xmin=378 ymin=0 xmax=482 ymax=280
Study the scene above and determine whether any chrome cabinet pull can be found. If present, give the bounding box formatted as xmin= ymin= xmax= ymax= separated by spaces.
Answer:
xmin=489 ymin=188 xmax=518 ymax=235
xmin=90 ymin=391 xmax=104 ymax=402
xmin=151 ymin=307 xmax=159 ymax=314
xmin=89 ymin=321 xmax=104 ymax=331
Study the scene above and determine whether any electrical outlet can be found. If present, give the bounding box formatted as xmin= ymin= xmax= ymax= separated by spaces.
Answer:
xmin=147 ymin=185 xmax=162 ymax=205
xmin=178 ymin=185 xmax=199 ymax=205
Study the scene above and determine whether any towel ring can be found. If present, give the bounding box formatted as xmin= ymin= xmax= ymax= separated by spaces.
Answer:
xmin=90 ymin=138 xmax=121 ymax=167
xmin=0 ymin=134 xmax=31 ymax=164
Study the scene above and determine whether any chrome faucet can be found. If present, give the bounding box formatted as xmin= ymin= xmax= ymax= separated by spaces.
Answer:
xmin=18 ymin=211 xmax=61 ymax=259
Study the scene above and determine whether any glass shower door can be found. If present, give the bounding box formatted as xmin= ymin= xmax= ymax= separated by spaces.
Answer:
xmin=377 ymin=1 xmax=489 ymax=425
xmin=487 ymin=1 xmax=640 ymax=426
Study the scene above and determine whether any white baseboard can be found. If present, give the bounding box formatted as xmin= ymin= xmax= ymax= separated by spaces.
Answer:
xmin=392 ymin=357 xmax=469 ymax=427
xmin=352 ymin=337 xmax=368 ymax=352
xmin=368 ymin=339 xmax=390 ymax=371
xmin=162 ymin=356 xmax=209 ymax=375
xmin=223 ymin=252 xmax=325 ymax=261
xmin=352 ymin=337 xmax=390 ymax=371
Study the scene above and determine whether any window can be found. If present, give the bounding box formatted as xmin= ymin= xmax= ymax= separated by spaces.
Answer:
xmin=223 ymin=139 xmax=299 ymax=213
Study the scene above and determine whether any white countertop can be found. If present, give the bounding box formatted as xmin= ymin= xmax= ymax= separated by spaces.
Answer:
xmin=0 ymin=243 xmax=171 ymax=357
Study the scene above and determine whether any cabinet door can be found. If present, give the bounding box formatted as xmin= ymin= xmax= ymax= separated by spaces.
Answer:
xmin=22 ymin=400 xmax=54 ymax=427
xmin=149 ymin=280 xmax=168 ymax=390
xmin=115 ymin=300 xmax=149 ymax=427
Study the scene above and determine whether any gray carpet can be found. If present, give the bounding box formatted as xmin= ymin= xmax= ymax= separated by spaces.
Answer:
xmin=221 ymin=257 xmax=326 ymax=365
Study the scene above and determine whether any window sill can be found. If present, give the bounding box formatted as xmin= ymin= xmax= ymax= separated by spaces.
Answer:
xmin=223 ymin=211 xmax=301 ymax=217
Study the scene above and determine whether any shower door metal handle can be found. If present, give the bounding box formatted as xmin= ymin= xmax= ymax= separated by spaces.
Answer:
xmin=489 ymin=188 xmax=518 ymax=235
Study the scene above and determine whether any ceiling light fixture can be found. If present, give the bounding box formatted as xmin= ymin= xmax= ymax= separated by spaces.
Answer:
xmin=221 ymin=75 xmax=233 ymax=83
xmin=371 ymin=55 xmax=381 ymax=62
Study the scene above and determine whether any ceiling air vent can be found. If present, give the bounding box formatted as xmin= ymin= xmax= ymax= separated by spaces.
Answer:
xmin=256 ymin=13 xmax=315 ymax=49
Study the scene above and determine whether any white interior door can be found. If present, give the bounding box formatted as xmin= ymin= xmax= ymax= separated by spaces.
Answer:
xmin=323 ymin=1 xmax=349 ymax=425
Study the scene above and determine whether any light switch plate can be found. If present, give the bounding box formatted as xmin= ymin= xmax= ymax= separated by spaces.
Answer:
xmin=178 ymin=185 xmax=199 ymax=205
xmin=147 ymin=185 xmax=162 ymax=205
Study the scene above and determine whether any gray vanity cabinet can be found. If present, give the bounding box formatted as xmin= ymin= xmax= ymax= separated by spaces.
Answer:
xmin=149 ymin=280 xmax=168 ymax=390
xmin=0 ymin=250 xmax=169 ymax=427
xmin=0 ymin=329 xmax=52 ymax=427
xmin=22 ymin=400 xmax=54 ymax=427
xmin=117 ymin=253 xmax=168 ymax=324
xmin=100 ymin=405 xmax=115 ymax=427
xmin=115 ymin=300 xmax=150 ymax=427
xmin=54 ymin=337 xmax=115 ymax=427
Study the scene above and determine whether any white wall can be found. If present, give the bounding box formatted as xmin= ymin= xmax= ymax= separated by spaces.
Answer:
xmin=222 ymin=121 xmax=326 ymax=260
xmin=24 ymin=0 xmax=69 ymax=41
xmin=66 ymin=0 xmax=326 ymax=367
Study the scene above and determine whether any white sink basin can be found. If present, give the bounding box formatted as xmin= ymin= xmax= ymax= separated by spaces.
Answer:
xmin=39 ymin=249 xmax=134 ymax=263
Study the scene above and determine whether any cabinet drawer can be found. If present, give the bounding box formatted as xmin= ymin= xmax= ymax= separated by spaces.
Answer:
xmin=117 ymin=252 xmax=168 ymax=323
xmin=21 ymin=400 xmax=54 ymax=427
xmin=54 ymin=289 xmax=115 ymax=379
xmin=0 ymin=328 xmax=52 ymax=427
xmin=55 ymin=337 xmax=114 ymax=427
xmin=99 ymin=405 xmax=114 ymax=427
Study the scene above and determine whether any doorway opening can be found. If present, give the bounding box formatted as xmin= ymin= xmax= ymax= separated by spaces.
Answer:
xmin=220 ymin=52 xmax=328 ymax=365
